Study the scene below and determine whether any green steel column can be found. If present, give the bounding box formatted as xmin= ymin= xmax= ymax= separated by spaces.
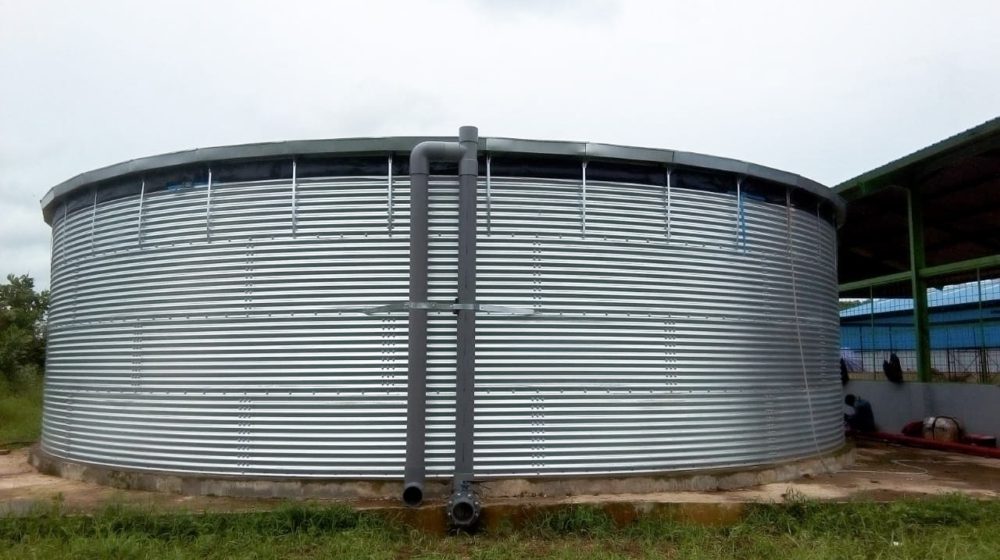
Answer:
xmin=906 ymin=187 xmax=932 ymax=382
xmin=869 ymin=286 xmax=876 ymax=378
xmin=977 ymin=269 xmax=988 ymax=383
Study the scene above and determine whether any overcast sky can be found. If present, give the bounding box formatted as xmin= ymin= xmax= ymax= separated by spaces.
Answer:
xmin=2 ymin=0 xmax=999 ymax=289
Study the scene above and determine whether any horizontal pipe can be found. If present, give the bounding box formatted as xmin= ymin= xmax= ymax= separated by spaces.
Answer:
xmin=853 ymin=431 xmax=1000 ymax=459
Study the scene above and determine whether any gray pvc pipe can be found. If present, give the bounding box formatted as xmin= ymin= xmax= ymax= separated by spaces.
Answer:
xmin=446 ymin=126 xmax=482 ymax=528
xmin=453 ymin=126 xmax=479 ymax=491
xmin=402 ymin=130 xmax=477 ymax=507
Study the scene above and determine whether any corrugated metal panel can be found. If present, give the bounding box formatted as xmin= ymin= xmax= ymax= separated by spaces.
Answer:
xmin=44 ymin=176 xmax=413 ymax=476
xmin=474 ymin=177 xmax=842 ymax=475
xmin=42 ymin=171 xmax=842 ymax=479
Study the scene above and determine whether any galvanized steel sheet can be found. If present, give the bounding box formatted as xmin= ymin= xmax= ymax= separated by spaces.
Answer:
xmin=42 ymin=164 xmax=842 ymax=478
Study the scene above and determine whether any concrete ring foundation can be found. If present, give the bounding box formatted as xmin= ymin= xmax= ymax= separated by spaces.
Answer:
xmin=29 ymin=444 xmax=854 ymax=502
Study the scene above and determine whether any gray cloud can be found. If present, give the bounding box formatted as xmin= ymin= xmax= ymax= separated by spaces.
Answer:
xmin=0 ymin=182 xmax=52 ymax=287
xmin=2 ymin=0 xmax=999 ymax=290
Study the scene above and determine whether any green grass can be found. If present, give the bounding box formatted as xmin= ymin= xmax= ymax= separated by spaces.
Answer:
xmin=0 ymin=495 xmax=997 ymax=559
xmin=0 ymin=377 xmax=43 ymax=448
xmin=0 ymin=378 xmax=994 ymax=558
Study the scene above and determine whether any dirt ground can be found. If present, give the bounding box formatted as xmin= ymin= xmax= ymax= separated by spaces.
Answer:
xmin=1 ymin=441 xmax=997 ymax=517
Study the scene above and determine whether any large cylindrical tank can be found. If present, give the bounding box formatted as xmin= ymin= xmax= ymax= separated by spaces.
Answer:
xmin=39 ymin=137 xmax=845 ymax=480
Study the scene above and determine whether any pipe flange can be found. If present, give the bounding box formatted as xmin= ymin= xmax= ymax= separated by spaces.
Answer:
xmin=446 ymin=489 xmax=481 ymax=529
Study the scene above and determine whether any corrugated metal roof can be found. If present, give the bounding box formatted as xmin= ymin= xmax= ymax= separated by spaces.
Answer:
xmin=834 ymin=116 xmax=1000 ymax=198
xmin=833 ymin=116 xmax=1000 ymax=292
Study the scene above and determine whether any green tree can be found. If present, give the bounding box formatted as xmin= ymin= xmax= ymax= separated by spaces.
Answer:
xmin=0 ymin=274 xmax=49 ymax=383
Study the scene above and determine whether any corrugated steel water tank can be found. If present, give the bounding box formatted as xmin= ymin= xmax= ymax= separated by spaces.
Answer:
xmin=39 ymin=136 xmax=846 ymax=481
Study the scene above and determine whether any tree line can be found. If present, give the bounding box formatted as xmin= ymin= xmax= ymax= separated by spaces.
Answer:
xmin=0 ymin=274 xmax=49 ymax=387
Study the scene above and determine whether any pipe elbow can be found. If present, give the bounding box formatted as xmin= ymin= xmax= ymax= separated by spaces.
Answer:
xmin=410 ymin=141 xmax=465 ymax=175
xmin=409 ymin=142 xmax=436 ymax=175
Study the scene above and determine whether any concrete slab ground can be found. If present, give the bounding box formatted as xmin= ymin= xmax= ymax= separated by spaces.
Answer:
xmin=2 ymin=440 xmax=997 ymax=530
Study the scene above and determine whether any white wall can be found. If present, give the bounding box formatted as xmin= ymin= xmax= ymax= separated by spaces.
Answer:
xmin=844 ymin=380 xmax=1000 ymax=437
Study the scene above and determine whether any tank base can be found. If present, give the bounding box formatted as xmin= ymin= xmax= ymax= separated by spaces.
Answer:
xmin=29 ymin=444 xmax=854 ymax=502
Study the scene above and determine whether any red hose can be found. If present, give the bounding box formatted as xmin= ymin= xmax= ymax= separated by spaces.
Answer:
xmin=853 ymin=431 xmax=1000 ymax=459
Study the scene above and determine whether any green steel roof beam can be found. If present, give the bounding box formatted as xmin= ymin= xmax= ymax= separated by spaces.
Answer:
xmin=838 ymin=253 xmax=1000 ymax=293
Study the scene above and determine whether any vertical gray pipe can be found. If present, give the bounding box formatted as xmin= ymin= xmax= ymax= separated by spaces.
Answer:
xmin=454 ymin=126 xmax=479 ymax=488
xmin=447 ymin=126 xmax=482 ymax=529
xmin=402 ymin=151 xmax=430 ymax=507
xmin=402 ymin=135 xmax=467 ymax=507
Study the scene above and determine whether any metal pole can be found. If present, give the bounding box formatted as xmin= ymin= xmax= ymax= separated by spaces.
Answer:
xmin=206 ymin=167 xmax=213 ymax=239
xmin=736 ymin=177 xmax=746 ymax=253
xmin=387 ymin=154 xmax=393 ymax=234
xmin=137 ymin=179 xmax=146 ymax=247
xmin=857 ymin=325 xmax=864 ymax=377
xmin=665 ymin=169 xmax=672 ymax=240
xmin=977 ymin=268 xmax=988 ymax=382
xmin=291 ymin=159 xmax=298 ymax=238
xmin=814 ymin=202 xmax=823 ymax=266
xmin=906 ymin=187 xmax=931 ymax=382
xmin=870 ymin=285 xmax=876 ymax=378
xmin=90 ymin=189 xmax=98 ymax=253
xmin=486 ymin=155 xmax=492 ymax=235
xmin=580 ymin=161 xmax=587 ymax=236
xmin=61 ymin=204 xmax=68 ymax=264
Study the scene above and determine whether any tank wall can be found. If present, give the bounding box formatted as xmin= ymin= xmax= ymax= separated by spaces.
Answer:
xmin=42 ymin=171 xmax=842 ymax=478
xmin=475 ymin=177 xmax=843 ymax=476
